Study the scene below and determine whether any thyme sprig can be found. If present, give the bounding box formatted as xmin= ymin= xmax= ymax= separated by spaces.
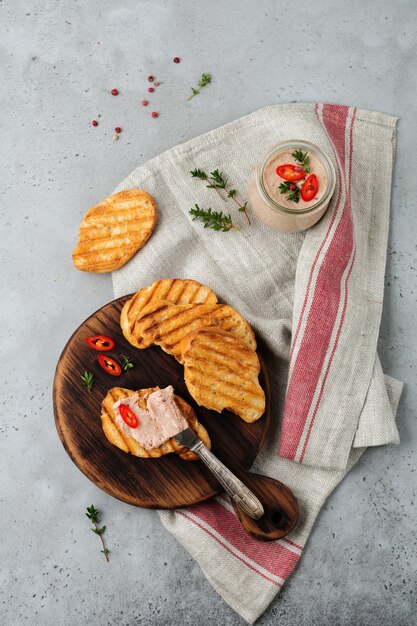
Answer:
xmin=81 ymin=371 xmax=94 ymax=393
xmin=187 ymin=73 xmax=211 ymax=101
xmin=191 ymin=168 xmax=225 ymax=203
xmin=190 ymin=168 xmax=251 ymax=225
xmin=86 ymin=505 xmax=110 ymax=562
xmin=121 ymin=355 xmax=135 ymax=371
xmin=279 ymin=181 xmax=300 ymax=203
xmin=189 ymin=204 xmax=239 ymax=232
xmin=292 ymin=149 xmax=310 ymax=174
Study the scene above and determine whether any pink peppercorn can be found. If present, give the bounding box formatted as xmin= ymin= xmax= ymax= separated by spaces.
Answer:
xmin=148 ymin=87 xmax=154 ymax=93
xmin=173 ymin=57 xmax=180 ymax=63
xmin=92 ymin=120 xmax=98 ymax=126
xmin=151 ymin=111 xmax=158 ymax=118
xmin=142 ymin=100 xmax=149 ymax=106
xmin=114 ymin=127 xmax=122 ymax=133
xmin=147 ymin=75 xmax=154 ymax=82
xmin=111 ymin=88 xmax=119 ymax=96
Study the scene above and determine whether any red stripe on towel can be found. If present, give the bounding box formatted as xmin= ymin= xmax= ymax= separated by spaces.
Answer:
xmin=298 ymin=109 xmax=357 ymax=460
xmin=289 ymin=103 xmax=344 ymax=362
xmin=299 ymin=245 xmax=356 ymax=462
xmin=180 ymin=500 xmax=301 ymax=582
xmin=282 ymin=537 xmax=304 ymax=551
xmin=279 ymin=105 xmax=356 ymax=461
xmin=177 ymin=512 xmax=282 ymax=587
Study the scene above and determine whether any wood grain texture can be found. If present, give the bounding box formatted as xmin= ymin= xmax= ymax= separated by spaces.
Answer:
xmin=230 ymin=470 xmax=299 ymax=541
xmin=53 ymin=295 xmax=271 ymax=509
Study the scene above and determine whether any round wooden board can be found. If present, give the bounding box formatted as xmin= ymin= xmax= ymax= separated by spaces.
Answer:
xmin=53 ymin=296 xmax=271 ymax=509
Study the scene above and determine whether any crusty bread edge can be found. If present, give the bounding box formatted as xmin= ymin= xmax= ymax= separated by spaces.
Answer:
xmin=72 ymin=189 xmax=158 ymax=274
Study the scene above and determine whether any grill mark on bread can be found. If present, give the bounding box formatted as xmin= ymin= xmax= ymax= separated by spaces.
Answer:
xmin=166 ymin=279 xmax=187 ymax=303
xmin=191 ymin=334 xmax=257 ymax=364
xmin=78 ymin=222 xmax=155 ymax=243
xmin=135 ymin=281 xmax=179 ymax=315
xmin=133 ymin=302 xmax=187 ymax=340
xmin=135 ymin=302 xmax=172 ymax=327
xmin=81 ymin=210 xmax=155 ymax=228
xmin=194 ymin=284 xmax=207 ymax=302
xmin=192 ymin=283 xmax=215 ymax=304
xmin=154 ymin=280 xmax=173 ymax=302
xmin=136 ymin=286 xmax=157 ymax=311
xmin=210 ymin=309 xmax=256 ymax=349
xmin=137 ymin=321 xmax=161 ymax=337
xmin=74 ymin=243 xmax=138 ymax=259
xmin=186 ymin=378 xmax=265 ymax=417
xmin=80 ymin=216 xmax=153 ymax=230
xmin=121 ymin=280 xmax=218 ymax=349
xmin=186 ymin=372 xmax=263 ymax=405
xmin=144 ymin=305 xmax=217 ymax=343
xmin=197 ymin=342 xmax=255 ymax=364
xmin=74 ymin=258 xmax=134 ymax=272
xmin=186 ymin=354 xmax=260 ymax=385
xmin=77 ymin=230 xmax=151 ymax=246
xmin=186 ymin=348 xmax=259 ymax=379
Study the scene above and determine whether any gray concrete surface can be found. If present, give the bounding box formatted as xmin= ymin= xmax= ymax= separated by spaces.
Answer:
xmin=1 ymin=1 xmax=416 ymax=624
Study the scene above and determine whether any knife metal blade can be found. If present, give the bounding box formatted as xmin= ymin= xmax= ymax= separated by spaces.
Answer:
xmin=174 ymin=426 xmax=202 ymax=451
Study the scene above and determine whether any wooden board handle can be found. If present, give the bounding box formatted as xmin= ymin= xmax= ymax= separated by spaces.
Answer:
xmin=230 ymin=469 xmax=299 ymax=541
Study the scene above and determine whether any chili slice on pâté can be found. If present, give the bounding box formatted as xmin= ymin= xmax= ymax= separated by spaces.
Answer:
xmin=85 ymin=335 xmax=116 ymax=351
xmin=97 ymin=355 xmax=122 ymax=376
xmin=276 ymin=164 xmax=306 ymax=182
xmin=301 ymin=174 xmax=319 ymax=202
xmin=119 ymin=404 xmax=139 ymax=429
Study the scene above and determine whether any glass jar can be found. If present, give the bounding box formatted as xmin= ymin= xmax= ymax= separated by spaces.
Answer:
xmin=248 ymin=140 xmax=336 ymax=233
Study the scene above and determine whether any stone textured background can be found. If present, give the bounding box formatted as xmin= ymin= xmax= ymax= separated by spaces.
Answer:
xmin=1 ymin=1 xmax=416 ymax=624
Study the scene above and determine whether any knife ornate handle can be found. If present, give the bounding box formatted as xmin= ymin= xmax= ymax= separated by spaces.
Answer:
xmin=192 ymin=441 xmax=264 ymax=520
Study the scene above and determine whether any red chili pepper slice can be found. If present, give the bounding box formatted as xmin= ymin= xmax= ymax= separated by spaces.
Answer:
xmin=97 ymin=354 xmax=122 ymax=376
xmin=301 ymin=174 xmax=319 ymax=201
xmin=119 ymin=404 xmax=139 ymax=429
xmin=86 ymin=335 xmax=116 ymax=351
xmin=276 ymin=164 xmax=306 ymax=182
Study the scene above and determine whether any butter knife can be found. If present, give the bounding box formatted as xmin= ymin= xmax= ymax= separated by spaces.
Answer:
xmin=174 ymin=427 xmax=264 ymax=520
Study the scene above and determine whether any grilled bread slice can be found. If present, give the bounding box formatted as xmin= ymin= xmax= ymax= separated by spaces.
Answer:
xmin=72 ymin=189 xmax=157 ymax=273
xmin=101 ymin=386 xmax=211 ymax=461
xmin=181 ymin=328 xmax=265 ymax=423
xmin=135 ymin=300 xmax=256 ymax=363
xmin=121 ymin=278 xmax=218 ymax=349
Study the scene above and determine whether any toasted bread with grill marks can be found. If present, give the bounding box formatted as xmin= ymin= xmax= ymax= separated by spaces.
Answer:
xmin=181 ymin=328 xmax=265 ymax=423
xmin=135 ymin=300 xmax=256 ymax=363
xmin=72 ymin=189 xmax=157 ymax=273
xmin=120 ymin=278 xmax=218 ymax=349
xmin=101 ymin=386 xmax=211 ymax=461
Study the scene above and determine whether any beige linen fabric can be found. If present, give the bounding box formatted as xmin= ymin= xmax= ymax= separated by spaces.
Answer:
xmin=112 ymin=103 xmax=402 ymax=622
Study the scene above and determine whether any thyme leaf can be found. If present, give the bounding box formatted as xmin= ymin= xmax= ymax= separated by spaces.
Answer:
xmin=81 ymin=371 xmax=94 ymax=393
xmin=292 ymin=149 xmax=311 ymax=173
xmin=86 ymin=505 xmax=110 ymax=562
xmin=189 ymin=204 xmax=238 ymax=232
xmin=279 ymin=181 xmax=300 ymax=203
xmin=121 ymin=355 xmax=134 ymax=371
xmin=187 ymin=73 xmax=211 ymax=100
xmin=190 ymin=168 xmax=208 ymax=181
xmin=190 ymin=168 xmax=251 ymax=225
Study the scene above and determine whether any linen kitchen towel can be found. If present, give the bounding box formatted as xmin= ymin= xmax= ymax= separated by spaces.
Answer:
xmin=112 ymin=103 xmax=402 ymax=623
